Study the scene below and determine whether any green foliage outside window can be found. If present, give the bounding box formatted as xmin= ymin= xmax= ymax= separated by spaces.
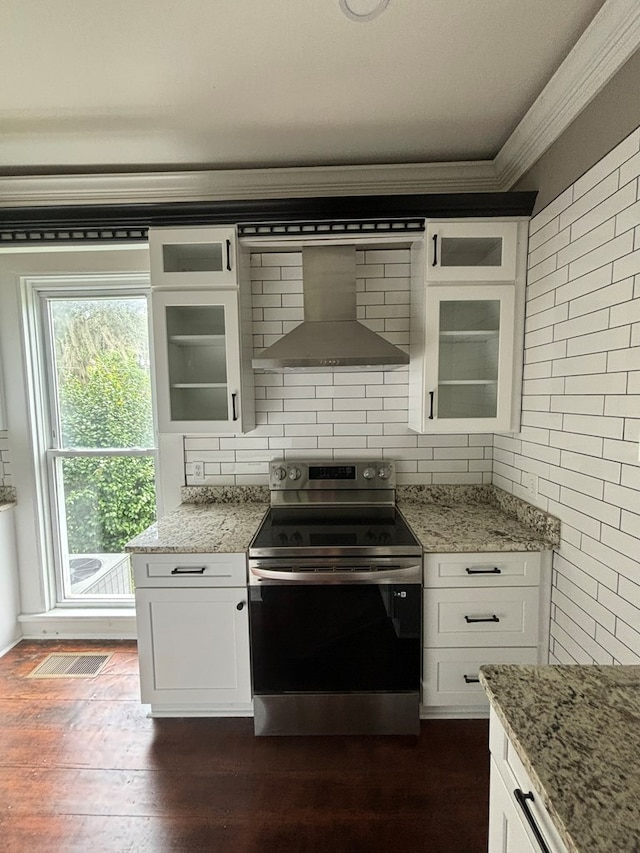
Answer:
xmin=54 ymin=299 xmax=156 ymax=554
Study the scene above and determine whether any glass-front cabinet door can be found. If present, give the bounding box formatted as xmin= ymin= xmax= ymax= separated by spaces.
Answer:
xmin=149 ymin=226 xmax=238 ymax=288
xmin=414 ymin=285 xmax=516 ymax=433
xmin=426 ymin=222 xmax=518 ymax=282
xmin=152 ymin=290 xmax=244 ymax=433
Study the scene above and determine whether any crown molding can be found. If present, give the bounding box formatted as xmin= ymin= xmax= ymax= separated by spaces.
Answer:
xmin=0 ymin=0 xmax=637 ymax=208
xmin=0 ymin=160 xmax=499 ymax=209
xmin=495 ymin=0 xmax=640 ymax=189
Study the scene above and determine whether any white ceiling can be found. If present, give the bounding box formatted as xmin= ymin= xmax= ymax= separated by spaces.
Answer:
xmin=1 ymin=0 xmax=610 ymax=176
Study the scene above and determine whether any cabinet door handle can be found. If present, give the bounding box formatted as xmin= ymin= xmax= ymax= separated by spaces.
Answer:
xmin=170 ymin=566 xmax=207 ymax=575
xmin=432 ymin=233 xmax=438 ymax=266
xmin=514 ymin=789 xmax=551 ymax=853
xmin=236 ymin=601 xmax=246 ymax=611
xmin=466 ymin=566 xmax=502 ymax=575
xmin=428 ymin=390 xmax=435 ymax=419
xmin=464 ymin=614 xmax=500 ymax=623
xmin=226 ymin=239 xmax=232 ymax=271
xmin=232 ymin=392 xmax=238 ymax=421
xmin=463 ymin=674 xmax=480 ymax=684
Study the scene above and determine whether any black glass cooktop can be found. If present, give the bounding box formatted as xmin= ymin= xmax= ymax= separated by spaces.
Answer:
xmin=249 ymin=508 xmax=422 ymax=557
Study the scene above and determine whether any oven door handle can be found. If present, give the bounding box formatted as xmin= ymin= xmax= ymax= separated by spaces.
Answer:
xmin=249 ymin=565 xmax=422 ymax=583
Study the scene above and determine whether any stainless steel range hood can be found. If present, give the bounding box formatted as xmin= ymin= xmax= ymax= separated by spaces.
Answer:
xmin=251 ymin=245 xmax=409 ymax=371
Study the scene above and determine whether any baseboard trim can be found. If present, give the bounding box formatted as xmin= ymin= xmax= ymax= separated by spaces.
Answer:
xmin=18 ymin=609 xmax=137 ymax=640
xmin=147 ymin=704 xmax=254 ymax=718
xmin=420 ymin=706 xmax=490 ymax=720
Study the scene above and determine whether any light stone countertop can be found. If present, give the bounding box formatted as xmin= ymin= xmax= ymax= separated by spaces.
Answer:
xmin=125 ymin=499 xmax=269 ymax=554
xmin=0 ymin=486 xmax=17 ymax=512
xmin=397 ymin=484 xmax=559 ymax=552
xmin=126 ymin=484 xmax=558 ymax=554
xmin=480 ymin=664 xmax=640 ymax=853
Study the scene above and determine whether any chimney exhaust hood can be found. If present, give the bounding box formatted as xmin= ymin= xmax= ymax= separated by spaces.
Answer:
xmin=251 ymin=246 xmax=409 ymax=372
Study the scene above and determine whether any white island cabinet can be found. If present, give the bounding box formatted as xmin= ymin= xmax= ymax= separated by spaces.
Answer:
xmin=133 ymin=552 xmax=252 ymax=717
xmin=488 ymin=708 xmax=568 ymax=853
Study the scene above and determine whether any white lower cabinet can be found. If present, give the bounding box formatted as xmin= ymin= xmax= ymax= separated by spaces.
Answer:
xmin=133 ymin=552 xmax=252 ymax=717
xmin=422 ymin=552 xmax=550 ymax=717
xmin=488 ymin=708 xmax=568 ymax=853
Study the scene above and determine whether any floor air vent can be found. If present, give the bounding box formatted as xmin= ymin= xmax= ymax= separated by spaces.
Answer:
xmin=27 ymin=652 xmax=112 ymax=679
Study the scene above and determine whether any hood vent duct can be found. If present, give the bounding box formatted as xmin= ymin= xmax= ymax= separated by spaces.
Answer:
xmin=251 ymin=245 xmax=409 ymax=372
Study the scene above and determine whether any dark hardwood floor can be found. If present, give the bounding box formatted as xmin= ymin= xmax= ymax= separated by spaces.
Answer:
xmin=0 ymin=640 xmax=490 ymax=852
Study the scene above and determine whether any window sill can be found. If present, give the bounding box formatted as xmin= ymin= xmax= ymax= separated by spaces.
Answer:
xmin=18 ymin=608 xmax=137 ymax=640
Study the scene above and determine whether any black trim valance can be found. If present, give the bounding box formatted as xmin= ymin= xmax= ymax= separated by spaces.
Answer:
xmin=0 ymin=191 xmax=537 ymax=244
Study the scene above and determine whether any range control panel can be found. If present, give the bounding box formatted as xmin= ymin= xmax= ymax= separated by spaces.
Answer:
xmin=269 ymin=460 xmax=395 ymax=490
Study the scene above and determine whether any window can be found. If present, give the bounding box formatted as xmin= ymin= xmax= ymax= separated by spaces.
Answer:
xmin=39 ymin=288 xmax=156 ymax=604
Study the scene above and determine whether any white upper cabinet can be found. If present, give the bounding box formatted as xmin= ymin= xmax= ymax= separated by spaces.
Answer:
xmin=152 ymin=289 xmax=253 ymax=434
xmin=410 ymin=284 xmax=516 ymax=433
xmin=409 ymin=219 xmax=527 ymax=434
xmin=149 ymin=226 xmax=239 ymax=288
xmin=426 ymin=221 xmax=518 ymax=282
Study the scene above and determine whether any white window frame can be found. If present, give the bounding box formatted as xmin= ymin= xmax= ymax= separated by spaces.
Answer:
xmin=37 ymin=284 xmax=156 ymax=607
xmin=0 ymin=245 xmax=163 ymax=636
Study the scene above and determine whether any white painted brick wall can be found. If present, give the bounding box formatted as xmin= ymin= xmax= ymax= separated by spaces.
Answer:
xmin=496 ymin=126 xmax=640 ymax=665
xmin=184 ymin=248 xmax=493 ymax=486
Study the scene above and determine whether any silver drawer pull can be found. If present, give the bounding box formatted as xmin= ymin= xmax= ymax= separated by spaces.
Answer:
xmin=465 ymin=566 xmax=501 ymax=575
xmin=170 ymin=566 xmax=207 ymax=575
xmin=464 ymin=614 xmax=500 ymax=624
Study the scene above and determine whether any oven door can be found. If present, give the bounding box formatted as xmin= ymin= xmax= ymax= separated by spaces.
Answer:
xmin=249 ymin=581 xmax=421 ymax=696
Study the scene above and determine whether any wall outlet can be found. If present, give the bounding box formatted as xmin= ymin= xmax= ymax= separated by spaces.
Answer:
xmin=522 ymin=472 xmax=537 ymax=497
xmin=192 ymin=461 xmax=205 ymax=480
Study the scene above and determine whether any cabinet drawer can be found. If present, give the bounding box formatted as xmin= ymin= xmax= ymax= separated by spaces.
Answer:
xmin=423 ymin=647 xmax=538 ymax=707
xmin=133 ymin=552 xmax=246 ymax=587
xmin=424 ymin=586 xmax=539 ymax=647
xmin=424 ymin=551 xmax=542 ymax=588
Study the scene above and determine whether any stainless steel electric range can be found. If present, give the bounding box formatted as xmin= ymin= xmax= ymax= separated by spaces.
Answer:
xmin=248 ymin=459 xmax=422 ymax=736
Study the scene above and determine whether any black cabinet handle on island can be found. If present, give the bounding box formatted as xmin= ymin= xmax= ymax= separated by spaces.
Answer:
xmin=514 ymin=789 xmax=551 ymax=853
xmin=463 ymin=674 xmax=480 ymax=684
xmin=236 ymin=601 xmax=245 ymax=611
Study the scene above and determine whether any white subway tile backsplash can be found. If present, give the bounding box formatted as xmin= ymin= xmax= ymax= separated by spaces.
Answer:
xmin=507 ymin=132 xmax=640 ymax=665
xmin=569 ymin=180 xmax=636 ymax=242
xmin=530 ymin=186 xmax=573 ymax=235
xmin=567 ymin=326 xmax=631 ymax=357
xmin=569 ymin=278 xmax=633 ymax=319
xmin=557 ymin=219 xmax=616 ymax=269
xmin=616 ymin=198 xmax=640 ymax=237
xmin=568 ymin=231 xmax=633 ymax=281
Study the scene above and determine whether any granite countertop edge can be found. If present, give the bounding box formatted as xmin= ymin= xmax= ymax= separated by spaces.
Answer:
xmin=0 ymin=486 xmax=17 ymax=512
xmin=479 ymin=668 xmax=577 ymax=853
xmin=479 ymin=664 xmax=640 ymax=853
xmin=125 ymin=483 xmax=559 ymax=554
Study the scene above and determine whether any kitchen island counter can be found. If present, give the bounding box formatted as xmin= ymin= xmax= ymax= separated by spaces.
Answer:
xmin=480 ymin=663 xmax=640 ymax=853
